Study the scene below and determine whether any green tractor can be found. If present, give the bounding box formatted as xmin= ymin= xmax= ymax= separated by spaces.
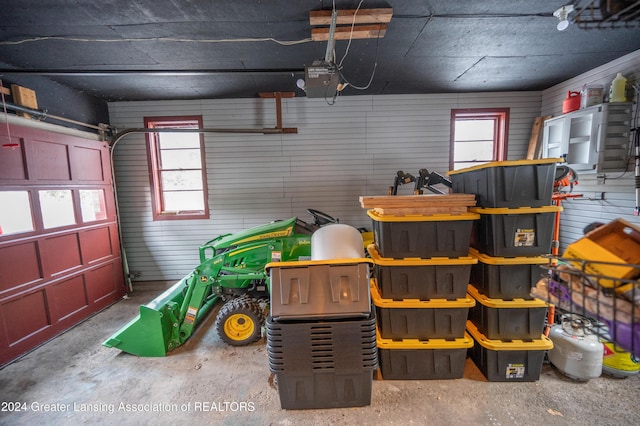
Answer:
xmin=103 ymin=209 xmax=351 ymax=357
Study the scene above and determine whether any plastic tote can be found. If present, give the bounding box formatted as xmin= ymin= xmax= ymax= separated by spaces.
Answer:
xmin=448 ymin=158 xmax=560 ymax=208
xmin=371 ymin=279 xmax=475 ymax=340
xmin=368 ymin=244 xmax=476 ymax=300
xmin=376 ymin=331 xmax=474 ymax=380
xmin=467 ymin=320 xmax=553 ymax=382
xmin=467 ymin=284 xmax=549 ymax=340
xmin=469 ymin=248 xmax=548 ymax=300
xmin=469 ymin=205 xmax=562 ymax=257
xmin=368 ymin=210 xmax=478 ymax=259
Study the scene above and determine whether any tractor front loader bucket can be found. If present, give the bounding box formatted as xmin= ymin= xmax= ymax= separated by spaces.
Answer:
xmin=103 ymin=273 xmax=218 ymax=357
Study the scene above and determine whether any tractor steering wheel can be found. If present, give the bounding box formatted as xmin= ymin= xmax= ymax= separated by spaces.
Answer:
xmin=306 ymin=209 xmax=338 ymax=226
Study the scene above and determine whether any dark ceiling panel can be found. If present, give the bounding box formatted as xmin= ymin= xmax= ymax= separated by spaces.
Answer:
xmin=455 ymin=51 xmax=636 ymax=88
xmin=0 ymin=0 xmax=638 ymax=101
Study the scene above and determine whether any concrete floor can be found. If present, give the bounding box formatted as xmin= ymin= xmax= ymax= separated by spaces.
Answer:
xmin=1 ymin=284 xmax=639 ymax=426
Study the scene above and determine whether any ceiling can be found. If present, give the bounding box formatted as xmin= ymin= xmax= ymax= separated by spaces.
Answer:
xmin=1 ymin=0 xmax=639 ymax=102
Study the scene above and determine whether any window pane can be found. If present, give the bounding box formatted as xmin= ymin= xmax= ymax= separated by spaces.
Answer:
xmin=146 ymin=116 xmax=208 ymax=220
xmin=455 ymin=120 xmax=495 ymax=141
xmin=0 ymin=191 xmax=34 ymax=235
xmin=80 ymin=189 xmax=107 ymax=222
xmin=164 ymin=191 xmax=205 ymax=211
xmin=160 ymin=148 xmax=202 ymax=169
xmin=161 ymin=170 xmax=204 ymax=191
xmin=454 ymin=140 xmax=494 ymax=162
xmin=39 ymin=190 xmax=76 ymax=229
xmin=158 ymin=132 xmax=200 ymax=149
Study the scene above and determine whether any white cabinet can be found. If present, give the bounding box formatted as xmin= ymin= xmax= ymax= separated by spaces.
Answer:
xmin=542 ymin=102 xmax=632 ymax=173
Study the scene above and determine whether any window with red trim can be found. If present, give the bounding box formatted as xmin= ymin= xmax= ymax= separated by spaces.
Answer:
xmin=450 ymin=108 xmax=509 ymax=170
xmin=145 ymin=116 xmax=209 ymax=220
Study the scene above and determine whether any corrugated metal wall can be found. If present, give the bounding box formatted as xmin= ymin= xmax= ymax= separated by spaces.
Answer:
xmin=109 ymin=92 xmax=542 ymax=282
xmin=541 ymin=49 xmax=640 ymax=251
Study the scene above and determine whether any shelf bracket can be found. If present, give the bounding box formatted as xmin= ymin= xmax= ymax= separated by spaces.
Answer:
xmin=258 ymin=92 xmax=298 ymax=134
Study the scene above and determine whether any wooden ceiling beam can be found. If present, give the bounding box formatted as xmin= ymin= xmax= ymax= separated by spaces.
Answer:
xmin=309 ymin=8 xmax=393 ymax=25
xmin=311 ymin=24 xmax=387 ymax=41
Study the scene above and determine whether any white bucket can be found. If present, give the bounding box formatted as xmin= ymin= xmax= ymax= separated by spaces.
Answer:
xmin=580 ymin=84 xmax=604 ymax=109
xmin=311 ymin=224 xmax=364 ymax=260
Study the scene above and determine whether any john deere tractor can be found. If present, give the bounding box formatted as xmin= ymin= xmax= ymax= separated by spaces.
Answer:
xmin=103 ymin=209 xmax=346 ymax=357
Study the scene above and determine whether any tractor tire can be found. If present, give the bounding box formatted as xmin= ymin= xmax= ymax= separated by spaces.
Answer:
xmin=215 ymin=297 xmax=263 ymax=346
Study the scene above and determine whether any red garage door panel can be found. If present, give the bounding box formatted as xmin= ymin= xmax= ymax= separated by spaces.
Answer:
xmin=71 ymin=146 xmax=105 ymax=181
xmin=31 ymin=139 xmax=71 ymax=181
xmin=50 ymin=276 xmax=88 ymax=321
xmin=87 ymin=263 xmax=120 ymax=304
xmin=0 ymin=241 xmax=43 ymax=293
xmin=0 ymin=124 xmax=125 ymax=366
xmin=0 ymin=139 xmax=27 ymax=180
xmin=2 ymin=290 xmax=51 ymax=346
xmin=80 ymin=226 xmax=114 ymax=264
xmin=42 ymin=233 xmax=82 ymax=276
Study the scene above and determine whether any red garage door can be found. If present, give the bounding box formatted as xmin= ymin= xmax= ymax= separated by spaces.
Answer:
xmin=0 ymin=123 xmax=125 ymax=366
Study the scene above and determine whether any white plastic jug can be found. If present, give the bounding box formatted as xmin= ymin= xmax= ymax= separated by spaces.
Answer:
xmin=609 ymin=73 xmax=627 ymax=103
xmin=311 ymin=224 xmax=364 ymax=260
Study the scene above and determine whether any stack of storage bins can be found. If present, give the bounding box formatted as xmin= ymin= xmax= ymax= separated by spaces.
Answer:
xmin=366 ymin=206 xmax=478 ymax=380
xmin=448 ymin=159 xmax=558 ymax=382
xmin=265 ymin=230 xmax=377 ymax=409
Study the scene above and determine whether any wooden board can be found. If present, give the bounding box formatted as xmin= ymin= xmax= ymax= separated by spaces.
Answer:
xmin=526 ymin=115 xmax=552 ymax=160
xmin=310 ymin=8 xmax=393 ymax=25
xmin=359 ymin=194 xmax=476 ymax=209
xmin=373 ymin=206 xmax=470 ymax=216
xmin=311 ymin=24 xmax=387 ymax=41
xmin=11 ymin=84 xmax=38 ymax=118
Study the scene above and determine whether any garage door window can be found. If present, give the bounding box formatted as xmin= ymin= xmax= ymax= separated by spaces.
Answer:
xmin=80 ymin=189 xmax=107 ymax=222
xmin=450 ymin=109 xmax=509 ymax=170
xmin=39 ymin=189 xmax=76 ymax=229
xmin=145 ymin=116 xmax=209 ymax=221
xmin=0 ymin=191 xmax=34 ymax=235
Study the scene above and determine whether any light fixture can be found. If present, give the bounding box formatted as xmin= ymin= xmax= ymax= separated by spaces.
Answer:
xmin=554 ymin=4 xmax=574 ymax=31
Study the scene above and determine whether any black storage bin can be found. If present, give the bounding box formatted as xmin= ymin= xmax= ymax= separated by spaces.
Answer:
xmin=273 ymin=370 xmax=375 ymax=410
xmin=266 ymin=315 xmax=378 ymax=410
xmin=376 ymin=332 xmax=473 ymax=380
xmin=266 ymin=315 xmax=377 ymax=373
xmin=368 ymin=245 xmax=476 ymax=300
xmin=467 ymin=284 xmax=548 ymax=340
xmin=372 ymin=281 xmax=474 ymax=340
xmin=469 ymin=248 xmax=547 ymax=300
xmin=368 ymin=210 xmax=478 ymax=259
xmin=448 ymin=159 xmax=559 ymax=208
xmin=467 ymin=321 xmax=552 ymax=382
xmin=469 ymin=206 xmax=561 ymax=257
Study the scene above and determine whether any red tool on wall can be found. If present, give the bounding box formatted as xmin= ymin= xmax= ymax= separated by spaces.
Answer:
xmin=551 ymin=165 xmax=582 ymax=256
xmin=545 ymin=165 xmax=582 ymax=336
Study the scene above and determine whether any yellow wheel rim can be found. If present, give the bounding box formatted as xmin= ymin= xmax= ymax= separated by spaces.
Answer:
xmin=224 ymin=313 xmax=255 ymax=341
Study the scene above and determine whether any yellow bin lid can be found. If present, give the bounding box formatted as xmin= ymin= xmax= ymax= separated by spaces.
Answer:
xmin=447 ymin=158 xmax=563 ymax=175
xmin=469 ymin=205 xmax=562 ymax=215
xmin=376 ymin=329 xmax=474 ymax=350
xmin=368 ymin=244 xmax=477 ymax=266
xmin=367 ymin=209 xmax=480 ymax=222
xmin=469 ymin=248 xmax=549 ymax=265
xmin=371 ymin=279 xmax=475 ymax=308
xmin=468 ymin=284 xmax=549 ymax=308
xmin=466 ymin=320 xmax=553 ymax=351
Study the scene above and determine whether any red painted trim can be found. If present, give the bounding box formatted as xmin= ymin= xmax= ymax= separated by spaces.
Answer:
xmin=450 ymin=108 xmax=510 ymax=170
xmin=144 ymin=115 xmax=209 ymax=221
